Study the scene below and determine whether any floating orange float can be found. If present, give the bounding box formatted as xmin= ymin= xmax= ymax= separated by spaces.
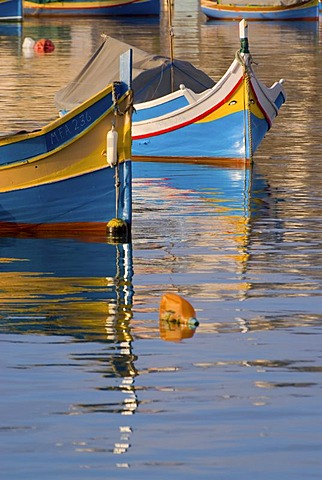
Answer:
xmin=159 ymin=292 xmax=199 ymax=327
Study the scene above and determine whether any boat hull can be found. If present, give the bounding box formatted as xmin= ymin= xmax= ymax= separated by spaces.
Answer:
xmin=0 ymin=0 xmax=22 ymax=20
xmin=0 ymin=162 xmax=131 ymax=225
xmin=23 ymin=0 xmax=160 ymax=16
xmin=0 ymin=82 xmax=133 ymax=233
xmin=201 ymin=0 xmax=319 ymax=21
xmin=132 ymin=57 xmax=286 ymax=161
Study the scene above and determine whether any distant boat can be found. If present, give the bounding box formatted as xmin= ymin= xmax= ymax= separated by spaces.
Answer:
xmin=201 ymin=0 xmax=319 ymax=21
xmin=0 ymin=0 xmax=23 ymax=20
xmin=0 ymin=51 xmax=133 ymax=237
xmin=55 ymin=19 xmax=286 ymax=163
xmin=23 ymin=0 xmax=160 ymax=16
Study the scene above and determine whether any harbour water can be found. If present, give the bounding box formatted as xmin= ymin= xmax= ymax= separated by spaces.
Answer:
xmin=1 ymin=3 xmax=322 ymax=479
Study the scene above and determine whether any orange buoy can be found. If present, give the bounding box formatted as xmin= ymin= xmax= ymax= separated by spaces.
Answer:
xmin=33 ymin=39 xmax=55 ymax=54
xmin=159 ymin=292 xmax=199 ymax=327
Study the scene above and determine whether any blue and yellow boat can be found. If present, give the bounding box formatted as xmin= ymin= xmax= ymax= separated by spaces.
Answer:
xmin=0 ymin=51 xmax=133 ymax=236
xmin=23 ymin=0 xmax=160 ymax=16
xmin=201 ymin=0 xmax=319 ymax=21
xmin=0 ymin=0 xmax=22 ymax=20
xmin=56 ymin=20 xmax=286 ymax=163
xmin=133 ymin=20 xmax=286 ymax=162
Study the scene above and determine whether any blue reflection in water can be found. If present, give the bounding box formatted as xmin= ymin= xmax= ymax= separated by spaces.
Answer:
xmin=1 ymin=162 xmax=321 ymax=479
xmin=0 ymin=237 xmax=134 ymax=339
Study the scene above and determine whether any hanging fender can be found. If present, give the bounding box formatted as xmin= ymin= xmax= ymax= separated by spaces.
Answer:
xmin=106 ymin=125 xmax=118 ymax=167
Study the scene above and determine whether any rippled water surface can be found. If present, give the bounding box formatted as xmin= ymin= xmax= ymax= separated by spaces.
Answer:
xmin=1 ymin=3 xmax=322 ymax=479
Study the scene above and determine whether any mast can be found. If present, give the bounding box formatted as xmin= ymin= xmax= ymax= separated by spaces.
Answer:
xmin=167 ymin=0 xmax=175 ymax=92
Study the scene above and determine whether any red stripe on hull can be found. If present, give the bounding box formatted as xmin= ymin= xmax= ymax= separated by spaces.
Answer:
xmin=133 ymin=76 xmax=245 ymax=140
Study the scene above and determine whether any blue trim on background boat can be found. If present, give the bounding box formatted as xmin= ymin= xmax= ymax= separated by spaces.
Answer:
xmin=201 ymin=3 xmax=318 ymax=20
xmin=0 ymin=0 xmax=23 ymax=20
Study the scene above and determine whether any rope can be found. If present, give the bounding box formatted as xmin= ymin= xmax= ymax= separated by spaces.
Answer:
xmin=236 ymin=51 xmax=253 ymax=162
xmin=244 ymin=68 xmax=253 ymax=163
xmin=111 ymin=82 xmax=134 ymax=218
xmin=112 ymin=82 xmax=134 ymax=116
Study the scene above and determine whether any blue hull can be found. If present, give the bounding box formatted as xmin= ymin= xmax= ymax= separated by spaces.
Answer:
xmin=24 ymin=0 xmax=160 ymax=16
xmin=132 ymin=111 xmax=269 ymax=160
xmin=0 ymin=0 xmax=22 ymax=20
xmin=0 ymin=50 xmax=133 ymax=232
xmin=201 ymin=1 xmax=319 ymax=20
xmin=0 ymin=160 xmax=132 ymax=225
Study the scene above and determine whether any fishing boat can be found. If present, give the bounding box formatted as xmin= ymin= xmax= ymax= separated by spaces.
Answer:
xmin=23 ymin=0 xmax=160 ymax=17
xmin=201 ymin=0 xmax=319 ymax=21
xmin=0 ymin=50 xmax=133 ymax=237
xmin=0 ymin=0 xmax=22 ymax=20
xmin=55 ymin=20 xmax=286 ymax=163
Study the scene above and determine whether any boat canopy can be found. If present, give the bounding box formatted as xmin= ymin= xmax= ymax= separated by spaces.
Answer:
xmin=54 ymin=35 xmax=215 ymax=111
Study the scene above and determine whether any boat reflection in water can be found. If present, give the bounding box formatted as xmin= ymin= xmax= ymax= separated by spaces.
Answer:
xmin=0 ymin=158 xmax=273 ymax=346
xmin=0 ymin=236 xmax=134 ymax=341
xmin=0 ymin=233 xmax=139 ymax=459
xmin=132 ymin=159 xmax=274 ymax=334
xmin=0 ymin=161 xmax=272 ymax=465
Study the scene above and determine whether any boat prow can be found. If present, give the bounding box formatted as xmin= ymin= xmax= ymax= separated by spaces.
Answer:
xmin=0 ymin=50 xmax=134 ymax=238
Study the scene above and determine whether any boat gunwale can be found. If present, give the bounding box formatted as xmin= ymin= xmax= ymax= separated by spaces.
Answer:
xmin=0 ymin=85 xmax=131 ymax=170
xmin=133 ymin=58 xmax=278 ymax=139
xmin=201 ymin=0 xmax=318 ymax=12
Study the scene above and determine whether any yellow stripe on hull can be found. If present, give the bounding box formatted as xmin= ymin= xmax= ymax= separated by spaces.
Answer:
xmin=196 ymin=79 xmax=265 ymax=124
xmin=0 ymin=94 xmax=132 ymax=193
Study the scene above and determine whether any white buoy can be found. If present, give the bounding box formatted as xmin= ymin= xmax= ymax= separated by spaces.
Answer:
xmin=22 ymin=37 xmax=36 ymax=58
xmin=22 ymin=37 xmax=35 ymax=49
xmin=106 ymin=125 xmax=118 ymax=167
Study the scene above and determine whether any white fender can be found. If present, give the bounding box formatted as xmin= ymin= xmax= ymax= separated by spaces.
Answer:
xmin=106 ymin=126 xmax=118 ymax=167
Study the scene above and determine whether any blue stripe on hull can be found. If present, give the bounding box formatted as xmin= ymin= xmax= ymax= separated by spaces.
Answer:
xmin=0 ymin=161 xmax=132 ymax=225
xmin=201 ymin=5 xmax=318 ymax=20
xmin=132 ymin=111 xmax=269 ymax=159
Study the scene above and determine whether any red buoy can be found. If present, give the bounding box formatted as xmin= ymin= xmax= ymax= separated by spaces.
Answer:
xmin=34 ymin=39 xmax=55 ymax=54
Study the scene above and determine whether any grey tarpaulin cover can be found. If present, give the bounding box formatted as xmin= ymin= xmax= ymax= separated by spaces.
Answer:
xmin=54 ymin=36 xmax=215 ymax=111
